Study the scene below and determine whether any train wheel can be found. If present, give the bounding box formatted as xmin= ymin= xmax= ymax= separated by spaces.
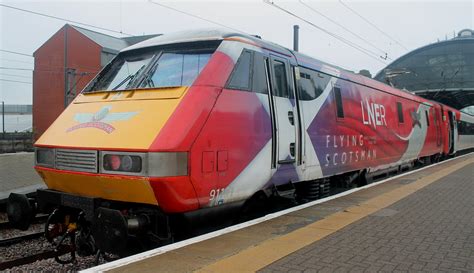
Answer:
xmin=359 ymin=170 xmax=371 ymax=186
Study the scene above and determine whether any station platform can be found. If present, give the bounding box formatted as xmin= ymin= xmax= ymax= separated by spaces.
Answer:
xmin=0 ymin=152 xmax=44 ymax=201
xmin=86 ymin=153 xmax=474 ymax=273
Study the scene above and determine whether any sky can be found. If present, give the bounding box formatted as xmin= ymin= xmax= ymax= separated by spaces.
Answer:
xmin=0 ymin=0 xmax=473 ymax=105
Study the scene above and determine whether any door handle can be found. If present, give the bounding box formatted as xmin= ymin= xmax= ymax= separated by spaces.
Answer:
xmin=288 ymin=111 xmax=294 ymax=125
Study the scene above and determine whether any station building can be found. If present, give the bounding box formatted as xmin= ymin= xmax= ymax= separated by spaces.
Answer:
xmin=33 ymin=24 xmax=158 ymax=139
xmin=374 ymin=29 xmax=474 ymax=114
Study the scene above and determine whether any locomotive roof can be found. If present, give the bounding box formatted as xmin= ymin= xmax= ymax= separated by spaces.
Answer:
xmin=122 ymin=28 xmax=287 ymax=53
xmin=122 ymin=29 xmax=441 ymax=107
xmin=122 ymin=29 xmax=350 ymax=74
xmin=122 ymin=29 xmax=338 ymax=67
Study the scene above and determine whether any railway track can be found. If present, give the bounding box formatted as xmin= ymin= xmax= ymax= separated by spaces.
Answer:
xmin=0 ymin=214 xmax=52 ymax=270
xmin=0 ymin=227 xmax=77 ymax=271
xmin=0 ymin=214 xmax=48 ymax=248
xmin=0 ymin=245 xmax=74 ymax=271
xmin=0 ymin=214 xmax=48 ymax=230
xmin=0 ymin=231 xmax=44 ymax=247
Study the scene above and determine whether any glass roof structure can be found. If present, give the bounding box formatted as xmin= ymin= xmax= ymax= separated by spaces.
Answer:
xmin=374 ymin=29 xmax=474 ymax=111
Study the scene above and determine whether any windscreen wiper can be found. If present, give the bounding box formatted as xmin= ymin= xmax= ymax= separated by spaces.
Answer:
xmin=136 ymin=52 xmax=163 ymax=88
xmin=111 ymin=64 xmax=146 ymax=91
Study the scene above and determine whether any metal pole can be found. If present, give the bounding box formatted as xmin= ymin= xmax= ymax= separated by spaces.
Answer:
xmin=293 ymin=25 xmax=300 ymax=52
xmin=2 ymin=101 xmax=5 ymax=138
xmin=64 ymin=24 xmax=69 ymax=108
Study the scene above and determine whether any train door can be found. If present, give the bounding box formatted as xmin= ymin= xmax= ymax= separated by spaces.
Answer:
xmin=448 ymin=111 xmax=457 ymax=154
xmin=451 ymin=111 xmax=458 ymax=153
xmin=265 ymin=55 xmax=298 ymax=169
xmin=434 ymin=107 xmax=442 ymax=147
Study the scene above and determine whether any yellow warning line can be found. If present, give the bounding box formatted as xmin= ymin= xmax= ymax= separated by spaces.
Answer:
xmin=196 ymin=157 xmax=474 ymax=273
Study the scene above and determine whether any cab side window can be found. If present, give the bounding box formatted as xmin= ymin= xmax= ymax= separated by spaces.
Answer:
xmin=227 ymin=50 xmax=252 ymax=91
xmin=272 ymin=60 xmax=289 ymax=98
xmin=226 ymin=50 xmax=268 ymax=94
xmin=252 ymin=52 xmax=268 ymax=94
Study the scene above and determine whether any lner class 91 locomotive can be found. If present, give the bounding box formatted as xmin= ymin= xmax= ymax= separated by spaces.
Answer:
xmin=7 ymin=29 xmax=474 ymax=259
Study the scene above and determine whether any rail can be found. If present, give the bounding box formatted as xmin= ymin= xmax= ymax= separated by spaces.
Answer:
xmin=0 ymin=245 xmax=74 ymax=271
xmin=0 ymin=231 xmax=44 ymax=247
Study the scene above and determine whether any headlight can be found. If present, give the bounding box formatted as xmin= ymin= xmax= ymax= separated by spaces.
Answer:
xmin=103 ymin=154 xmax=142 ymax=173
xmin=35 ymin=148 xmax=55 ymax=167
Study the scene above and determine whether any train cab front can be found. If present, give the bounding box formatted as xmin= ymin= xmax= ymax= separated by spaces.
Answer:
xmin=6 ymin=35 xmax=235 ymax=259
xmin=30 ymin=148 xmax=189 ymax=256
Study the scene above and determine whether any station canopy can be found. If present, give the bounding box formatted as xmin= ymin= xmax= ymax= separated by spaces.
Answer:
xmin=374 ymin=29 xmax=474 ymax=113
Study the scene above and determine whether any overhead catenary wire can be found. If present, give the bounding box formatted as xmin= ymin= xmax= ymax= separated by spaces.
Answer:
xmin=148 ymin=0 xmax=248 ymax=35
xmin=264 ymin=0 xmax=387 ymax=64
xmin=0 ymin=51 xmax=101 ymax=72
xmin=0 ymin=78 xmax=32 ymax=84
xmin=265 ymin=0 xmax=386 ymax=64
xmin=36 ymin=63 xmax=100 ymax=73
xmin=0 ymin=49 xmax=32 ymax=57
xmin=0 ymin=3 xmax=134 ymax=36
xmin=0 ymin=58 xmax=33 ymax=64
xmin=0 ymin=73 xmax=31 ymax=79
xmin=338 ymin=0 xmax=409 ymax=51
xmin=299 ymin=0 xmax=391 ymax=60
xmin=0 ymin=67 xmax=33 ymax=71
xmin=0 ymin=67 xmax=99 ymax=74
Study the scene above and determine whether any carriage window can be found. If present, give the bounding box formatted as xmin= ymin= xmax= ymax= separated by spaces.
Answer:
xmin=334 ymin=87 xmax=344 ymax=118
xmin=425 ymin=110 xmax=430 ymax=126
xmin=272 ymin=60 xmax=289 ymax=98
xmin=227 ymin=50 xmax=252 ymax=90
xmin=458 ymin=119 xmax=474 ymax=135
xmin=142 ymin=52 xmax=211 ymax=88
xmin=397 ymin=102 xmax=404 ymax=123
xmin=252 ymin=52 xmax=268 ymax=94
xmin=297 ymin=67 xmax=329 ymax=101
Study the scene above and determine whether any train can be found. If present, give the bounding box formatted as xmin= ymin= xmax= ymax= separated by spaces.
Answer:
xmin=7 ymin=29 xmax=474 ymax=261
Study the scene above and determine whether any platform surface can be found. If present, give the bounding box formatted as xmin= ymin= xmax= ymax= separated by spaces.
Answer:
xmin=0 ymin=152 xmax=44 ymax=200
xmin=259 ymin=161 xmax=474 ymax=272
xmin=94 ymin=153 xmax=473 ymax=273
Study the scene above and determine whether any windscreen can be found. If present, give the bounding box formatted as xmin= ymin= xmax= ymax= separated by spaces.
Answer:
xmin=100 ymin=53 xmax=154 ymax=91
xmin=140 ymin=52 xmax=211 ymax=88
xmin=84 ymin=41 xmax=219 ymax=93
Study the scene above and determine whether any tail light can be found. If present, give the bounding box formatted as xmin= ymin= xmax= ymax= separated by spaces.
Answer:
xmin=103 ymin=154 xmax=142 ymax=173
xmin=100 ymin=152 xmax=188 ymax=177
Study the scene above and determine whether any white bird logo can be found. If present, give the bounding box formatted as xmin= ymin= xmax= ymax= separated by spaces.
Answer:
xmin=67 ymin=106 xmax=138 ymax=134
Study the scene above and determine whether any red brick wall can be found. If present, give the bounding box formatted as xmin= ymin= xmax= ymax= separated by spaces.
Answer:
xmin=66 ymin=27 xmax=102 ymax=99
xmin=33 ymin=25 xmax=102 ymax=140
